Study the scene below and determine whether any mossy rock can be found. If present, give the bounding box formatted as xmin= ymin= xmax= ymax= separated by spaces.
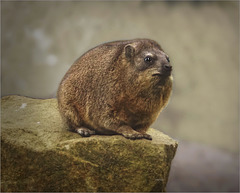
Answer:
xmin=1 ymin=95 xmax=178 ymax=192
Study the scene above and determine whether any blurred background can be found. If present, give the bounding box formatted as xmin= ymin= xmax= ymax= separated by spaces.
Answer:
xmin=1 ymin=1 xmax=239 ymax=191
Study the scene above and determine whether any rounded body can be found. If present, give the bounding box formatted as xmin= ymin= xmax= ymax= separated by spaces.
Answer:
xmin=57 ymin=39 xmax=173 ymax=140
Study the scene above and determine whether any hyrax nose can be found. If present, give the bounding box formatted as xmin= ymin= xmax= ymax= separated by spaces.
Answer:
xmin=163 ymin=64 xmax=172 ymax=71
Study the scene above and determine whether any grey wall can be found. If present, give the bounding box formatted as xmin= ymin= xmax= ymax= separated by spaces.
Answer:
xmin=1 ymin=1 xmax=239 ymax=153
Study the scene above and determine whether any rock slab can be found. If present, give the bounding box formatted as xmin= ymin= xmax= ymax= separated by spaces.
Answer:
xmin=1 ymin=95 xmax=178 ymax=192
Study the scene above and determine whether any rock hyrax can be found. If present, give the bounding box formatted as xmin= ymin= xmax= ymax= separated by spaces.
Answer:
xmin=57 ymin=39 xmax=173 ymax=140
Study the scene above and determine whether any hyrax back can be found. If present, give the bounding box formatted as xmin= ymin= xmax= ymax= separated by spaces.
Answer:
xmin=57 ymin=39 xmax=173 ymax=140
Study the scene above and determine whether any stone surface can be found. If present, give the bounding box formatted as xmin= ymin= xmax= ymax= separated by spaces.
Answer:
xmin=1 ymin=95 xmax=178 ymax=192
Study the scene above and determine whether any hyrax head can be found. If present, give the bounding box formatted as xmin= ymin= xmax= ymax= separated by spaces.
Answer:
xmin=124 ymin=39 xmax=172 ymax=80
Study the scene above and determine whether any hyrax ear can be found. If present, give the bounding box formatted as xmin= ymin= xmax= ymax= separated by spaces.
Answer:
xmin=124 ymin=44 xmax=135 ymax=60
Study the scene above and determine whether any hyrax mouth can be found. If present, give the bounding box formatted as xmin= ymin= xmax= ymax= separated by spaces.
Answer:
xmin=152 ymin=70 xmax=172 ymax=77
xmin=152 ymin=73 xmax=161 ymax=77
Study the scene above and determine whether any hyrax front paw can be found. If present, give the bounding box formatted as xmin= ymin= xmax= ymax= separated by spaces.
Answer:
xmin=76 ymin=127 xmax=96 ymax=137
xmin=142 ymin=133 xmax=152 ymax=140
xmin=116 ymin=125 xmax=152 ymax=140
xmin=123 ymin=133 xmax=152 ymax=140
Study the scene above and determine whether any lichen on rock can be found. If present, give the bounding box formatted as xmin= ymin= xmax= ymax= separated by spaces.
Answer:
xmin=1 ymin=95 xmax=178 ymax=192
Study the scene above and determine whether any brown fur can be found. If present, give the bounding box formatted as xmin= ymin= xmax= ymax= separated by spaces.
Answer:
xmin=57 ymin=39 xmax=173 ymax=140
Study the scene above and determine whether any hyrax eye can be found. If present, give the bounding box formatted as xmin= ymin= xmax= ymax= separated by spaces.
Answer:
xmin=144 ymin=56 xmax=153 ymax=63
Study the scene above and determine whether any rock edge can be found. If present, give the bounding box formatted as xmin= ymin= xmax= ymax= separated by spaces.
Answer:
xmin=1 ymin=95 xmax=178 ymax=192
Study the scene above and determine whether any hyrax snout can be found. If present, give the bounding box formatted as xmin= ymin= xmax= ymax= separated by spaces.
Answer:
xmin=57 ymin=39 xmax=173 ymax=140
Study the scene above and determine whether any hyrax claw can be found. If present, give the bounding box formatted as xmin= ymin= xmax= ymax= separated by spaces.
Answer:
xmin=76 ymin=128 xmax=96 ymax=137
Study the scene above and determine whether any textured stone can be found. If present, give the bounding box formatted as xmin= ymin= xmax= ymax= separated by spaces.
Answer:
xmin=1 ymin=95 xmax=178 ymax=192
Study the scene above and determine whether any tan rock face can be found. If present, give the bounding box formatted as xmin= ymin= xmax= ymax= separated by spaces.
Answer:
xmin=1 ymin=95 xmax=178 ymax=192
